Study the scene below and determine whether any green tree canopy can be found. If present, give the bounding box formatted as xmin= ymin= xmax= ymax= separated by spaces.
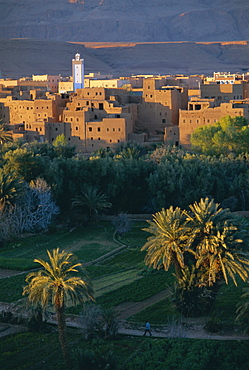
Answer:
xmin=191 ymin=115 xmax=249 ymax=155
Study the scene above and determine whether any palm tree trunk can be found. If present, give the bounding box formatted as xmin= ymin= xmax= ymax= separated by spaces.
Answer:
xmin=56 ymin=305 xmax=71 ymax=370
xmin=172 ymin=253 xmax=184 ymax=281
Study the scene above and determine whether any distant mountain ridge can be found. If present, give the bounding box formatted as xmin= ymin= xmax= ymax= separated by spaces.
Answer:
xmin=0 ymin=0 xmax=249 ymax=42
xmin=0 ymin=38 xmax=248 ymax=79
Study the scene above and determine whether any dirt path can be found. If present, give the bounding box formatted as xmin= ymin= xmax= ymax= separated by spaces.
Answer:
xmin=0 ymin=269 xmax=22 ymax=278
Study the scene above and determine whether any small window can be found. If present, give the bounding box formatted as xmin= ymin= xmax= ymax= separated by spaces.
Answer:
xmin=89 ymin=127 xmax=92 ymax=132
xmin=76 ymin=127 xmax=78 ymax=130
xmin=55 ymin=128 xmax=58 ymax=131
xmin=162 ymin=119 xmax=166 ymax=123
xmin=97 ymin=127 xmax=100 ymax=132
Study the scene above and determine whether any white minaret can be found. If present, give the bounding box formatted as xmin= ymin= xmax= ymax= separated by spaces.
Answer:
xmin=72 ymin=53 xmax=84 ymax=91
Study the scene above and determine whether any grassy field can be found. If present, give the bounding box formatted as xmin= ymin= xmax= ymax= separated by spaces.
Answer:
xmin=0 ymin=222 xmax=119 ymax=270
xmin=1 ymin=221 xmax=249 ymax=369
xmin=0 ymin=220 xmax=248 ymax=330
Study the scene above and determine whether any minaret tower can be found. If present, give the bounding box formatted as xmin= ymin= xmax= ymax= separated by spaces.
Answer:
xmin=72 ymin=53 xmax=84 ymax=91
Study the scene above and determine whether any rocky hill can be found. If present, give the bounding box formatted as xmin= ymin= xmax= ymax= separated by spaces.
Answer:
xmin=0 ymin=0 xmax=249 ymax=42
xmin=0 ymin=39 xmax=248 ymax=79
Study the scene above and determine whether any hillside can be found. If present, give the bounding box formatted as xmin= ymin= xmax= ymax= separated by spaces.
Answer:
xmin=0 ymin=39 xmax=248 ymax=79
xmin=0 ymin=0 xmax=249 ymax=43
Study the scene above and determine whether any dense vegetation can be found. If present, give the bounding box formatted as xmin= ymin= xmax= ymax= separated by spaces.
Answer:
xmin=0 ymin=138 xmax=249 ymax=224
xmin=1 ymin=122 xmax=249 ymax=369
xmin=1 ymin=332 xmax=249 ymax=370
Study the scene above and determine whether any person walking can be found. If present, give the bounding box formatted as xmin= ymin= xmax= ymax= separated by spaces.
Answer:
xmin=143 ymin=321 xmax=152 ymax=336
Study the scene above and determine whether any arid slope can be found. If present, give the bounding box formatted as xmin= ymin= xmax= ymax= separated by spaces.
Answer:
xmin=0 ymin=39 xmax=248 ymax=79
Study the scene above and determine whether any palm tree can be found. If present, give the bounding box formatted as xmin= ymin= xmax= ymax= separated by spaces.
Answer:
xmin=185 ymin=197 xmax=249 ymax=286
xmin=142 ymin=199 xmax=249 ymax=316
xmin=141 ymin=206 xmax=190 ymax=279
xmin=0 ymin=170 xmax=24 ymax=213
xmin=72 ymin=186 xmax=112 ymax=221
xmin=0 ymin=121 xmax=13 ymax=147
xmin=23 ymin=248 xmax=94 ymax=369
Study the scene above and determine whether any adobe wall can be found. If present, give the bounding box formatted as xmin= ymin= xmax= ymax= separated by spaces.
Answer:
xmin=179 ymin=103 xmax=248 ymax=148
xmin=201 ymin=81 xmax=249 ymax=102
xmin=139 ymin=78 xmax=188 ymax=132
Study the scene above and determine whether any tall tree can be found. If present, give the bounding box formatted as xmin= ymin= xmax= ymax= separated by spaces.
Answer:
xmin=72 ymin=186 xmax=112 ymax=221
xmin=141 ymin=206 xmax=189 ymax=280
xmin=0 ymin=121 xmax=13 ymax=147
xmin=23 ymin=248 xmax=94 ymax=369
xmin=186 ymin=197 xmax=249 ymax=286
xmin=142 ymin=198 xmax=249 ymax=316
xmin=0 ymin=170 xmax=24 ymax=213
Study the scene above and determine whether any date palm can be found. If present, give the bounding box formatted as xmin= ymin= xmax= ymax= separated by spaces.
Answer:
xmin=72 ymin=186 xmax=112 ymax=221
xmin=0 ymin=170 xmax=24 ymax=213
xmin=141 ymin=206 xmax=190 ymax=279
xmin=186 ymin=197 xmax=249 ymax=286
xmin=23 ymin=248 xmax=94 ymax=369
xmin=0 ymin=121 xmax=13 ymax=147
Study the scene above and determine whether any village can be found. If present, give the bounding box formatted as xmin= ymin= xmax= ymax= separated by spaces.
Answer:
xmin=0 ymin=53 xmax=248 ymax=153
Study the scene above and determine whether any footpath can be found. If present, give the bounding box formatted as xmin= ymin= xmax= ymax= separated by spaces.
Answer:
xmin=1 ymin=298 xmax=249 ymax=341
